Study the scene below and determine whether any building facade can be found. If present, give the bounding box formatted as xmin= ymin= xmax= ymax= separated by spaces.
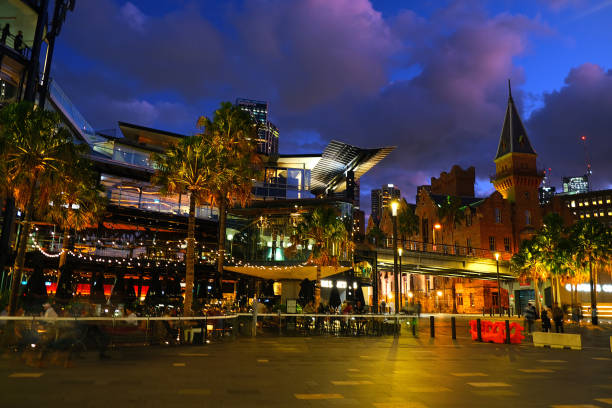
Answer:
xmin=236 ymin=98 xmax=279 ymax=156
xmin=370 ymin=184 xmax=401 ymax=224
xmin=562 ymin=175 xmax=590 ymax=194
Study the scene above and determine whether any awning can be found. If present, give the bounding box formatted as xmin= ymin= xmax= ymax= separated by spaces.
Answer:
xmin=224 ymin=265 xmax=351 ymax=281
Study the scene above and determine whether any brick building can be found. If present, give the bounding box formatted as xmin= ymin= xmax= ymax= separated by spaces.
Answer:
xmin=412 ymin=86 xmax=542 ymax=260
xmin=403 ymin=86 xmax=542 ymax=313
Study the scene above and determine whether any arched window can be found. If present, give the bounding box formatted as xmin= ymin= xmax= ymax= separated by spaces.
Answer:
xmin=525 ymin=210 xmax=531 ymax=225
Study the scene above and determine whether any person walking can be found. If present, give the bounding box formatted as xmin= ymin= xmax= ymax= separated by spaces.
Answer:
xmin=524 ymin=302 xmax=536 ymax=335
xmin=13 ymin=30 xmax=23 ymax=53
xmin=552 ymin=303 xmax=564 ymax=333
xmin=1 ymin=24 xmax=10 ymax=44
xmin=541 ymin=308 xmax=551 ymax=332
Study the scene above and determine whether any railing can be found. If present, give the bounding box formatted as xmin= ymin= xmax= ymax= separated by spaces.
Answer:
xmin=375 ymin=238 xmax=512 ymax=261
xmin=0 ymin=33 xmax=32 ymax=59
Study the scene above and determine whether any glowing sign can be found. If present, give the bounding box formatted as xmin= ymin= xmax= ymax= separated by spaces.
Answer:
xmin=565 ymin=283 xmax=612 ymax=293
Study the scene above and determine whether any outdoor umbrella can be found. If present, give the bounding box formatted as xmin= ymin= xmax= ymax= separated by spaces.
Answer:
xmin=329 ymin=285 xmax=341 ymax=310
xmin=298 ymin=279 xmax=314 ymax=305
xmin=55 ymin=262 xmax=74 ymax=304
xmin=124 ymin=278 xmax=137 ymax=306
xmin=145 ymin=272 xmax=165 ymax=306
xmin=262 ymin=279 xmax=275 ymax=298
xmin=110 ymin=271 xmax=127 ymax=305
xmin=355 ymin=282 xmax=366 ymax=306
xmin=22 ymin=254 xmax=48 ymax=314
xmin=90 ymin=271 xmax=106 ymax=304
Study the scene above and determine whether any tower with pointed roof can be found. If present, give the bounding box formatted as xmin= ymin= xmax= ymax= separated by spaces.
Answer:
xmin=492 ymin=81 xmax=543 ymax=244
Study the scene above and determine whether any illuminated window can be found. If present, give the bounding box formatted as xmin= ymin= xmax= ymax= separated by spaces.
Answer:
xmin=586 ymin=213 xmax=591 ymax=218
xmin=584 ymin=201 xmax=589 ymax=206
xmin=571 ymin=200 xmax=576 ymax=208
xmin=606 ymin=197 xmax=611 ymax=204
xmin=608 ymin=211 xmax=612 ymax=216
xmin=321 ymin=280 xmax=333 ymax=288
xmin=580 ymin=214 xmax=584 ymax=219
xmin=600 ymin=212 xmax=604 ymax=217
xmin=598 ymin=199 xmax=603 ymax=204
xmin=592 ymin=200 xmax=597 ymax=205
xmin=594 ymin=212 xmax=598 ymax=217
xmin=336 ymin=281 xmax=347 ymax=289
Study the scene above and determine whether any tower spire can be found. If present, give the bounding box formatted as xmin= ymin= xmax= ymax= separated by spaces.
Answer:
xmin=508 ymin=78 xmax=512 ymax=99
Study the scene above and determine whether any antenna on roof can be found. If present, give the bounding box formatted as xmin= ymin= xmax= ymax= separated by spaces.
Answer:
xmin=580 ymin=135 xmax=592 ymax=191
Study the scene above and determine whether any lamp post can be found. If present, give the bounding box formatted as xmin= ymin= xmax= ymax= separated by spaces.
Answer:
xmin=495 ymin=252 xmax=502 ymax=317
xmin=398 ymin=247 xmax=403 ymax=310
xmin=391 ymin=201 xmax=399 ymax=314
xmin=432 ymin=223 xmax=441 ymax=252
xmin=436 ymin=290 xmax=443 ymax=313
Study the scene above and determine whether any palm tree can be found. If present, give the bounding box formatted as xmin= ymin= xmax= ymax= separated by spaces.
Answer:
xmin=151 ymin=135 xmax=211 ymax=315
xmin=532 ymin=213 xmax=569 ymax=305
xmin=570 ymin=219 xmax=611 ymax=325
xmin=293 ymin=207 xmax=350 ymax=306
xmin=397 ymin=198 xmax=419 ymax=244
xmin=0 ymin=102 xmax=83 ymax=315
xmin=436 ymin=195 xmax=466 ymax=252
xmin=196 ymin=102 xmax=262 ymax=285
xmin=47 ymin=157 xmax=106 ymax=268
xmin=511 ymin=238 xmax=547 ymax=315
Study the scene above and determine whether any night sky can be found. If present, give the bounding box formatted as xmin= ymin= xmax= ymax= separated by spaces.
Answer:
xmin=53 ymin=0 xmax=612 ymax=215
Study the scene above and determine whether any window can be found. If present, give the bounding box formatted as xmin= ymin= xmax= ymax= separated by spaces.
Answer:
xmin=504 ymin=237 xmax=511 ymax=252
xmin=456 ymin=293 xmax=463 ymax=306
xmin=525 ymin=210 xmax=531 ymax=225
xmin=495 ymin=208 xmax=502 ymax=223
xmin=466 ymin=238 xmax=472 ymax=254
xmin=489 ymin=236 xmax=496 ymax=251
xmin=470 ymin=293 xmax=475 ymax=307
xmin=571 ymin=200 xmax=576 ymax=208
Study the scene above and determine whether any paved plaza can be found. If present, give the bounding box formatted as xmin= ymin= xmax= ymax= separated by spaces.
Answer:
xmin=1 ymin=334 xmax=611 ymax=408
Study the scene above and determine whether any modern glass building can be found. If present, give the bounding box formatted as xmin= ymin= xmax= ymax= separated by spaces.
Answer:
xmin=236 ymin=98 xmax=279 ymax=156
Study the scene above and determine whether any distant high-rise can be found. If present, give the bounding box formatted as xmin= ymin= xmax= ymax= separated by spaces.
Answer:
xmin=562 ymin=175 xmax=589 ymax=195
xmin=236 ymin=98 xmax=279 ymax=156
xmin=371 ymin=184 xmax=401 ymax=223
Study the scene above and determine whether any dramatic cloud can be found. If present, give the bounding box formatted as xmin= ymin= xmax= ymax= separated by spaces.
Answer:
xmin=526 ymin=63 xmax=612 ymax=190
xmin=52 ymin=0 xmax=610 ymax=216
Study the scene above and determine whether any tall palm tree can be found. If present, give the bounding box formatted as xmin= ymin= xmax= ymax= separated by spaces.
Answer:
xmin=0 ymin=102 xmax=83 ymax=315
xmin=511 ymin=238 xmax=547 ymax=315
xmin=397 ymin=198 xmax=419 ymax=244
xmin=293 ymin=207 xmax=350 ymax=306
xmin=196 ymin=102 xmax=262 ymax=285
xmin=532 ymin=213 xmax=569 ymax=305
xmin=570 ymin=219 xmax=611 ymax=325
xmin=47 ymin=157 xmax=106 ymax=268
xmin=151 ymin=135 xmax=211 ymax=315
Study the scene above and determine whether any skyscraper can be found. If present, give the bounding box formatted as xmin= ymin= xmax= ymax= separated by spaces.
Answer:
xmin=562 ymin=175 xmax=589 ymax=194
xmin=371 ymin=184 xmax=401 ymax=223
xmin=236 ymin=98 xmax=279 ymax=156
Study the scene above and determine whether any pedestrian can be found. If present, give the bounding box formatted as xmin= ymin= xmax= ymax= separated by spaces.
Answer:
xmin=552 ymin=303 xmax=564 ymax=333
xmin=541 ymin=308 xmax=551 ymax=332
xmin=1 ymin=24 xmax=10 ymax=44
xmin=524 ymin=302 xmax=536 ymax=335
xmin=124 ymin=306 xmax=138 ymax=326
xmin=416 ymin=300 xmax=422 ymax=317
xmin=380 ymin=299 xmax=386 ymax=314
xmin=42 ymin=302 xmax=58 ymax=318
xmin=13 ymin=30 xmax=23 ymax=53
xmin=572 ymin=304 xmax=582 ymax=326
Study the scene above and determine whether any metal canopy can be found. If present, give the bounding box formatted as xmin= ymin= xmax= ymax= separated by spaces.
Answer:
xmin=310 ymin=140 xmax=395 ymax=195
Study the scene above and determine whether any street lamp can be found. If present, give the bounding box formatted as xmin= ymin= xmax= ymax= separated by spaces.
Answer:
xmin=436 ymin=290 xmax=443 ymax=313
xmin=433 ymin=223 xmax=441 ymax=252
xmin=398 ymin=247 xmax=403 ymax=309
xmin=391 ymin=200 xmax=399 ymax=315
xmin=495 ymin=252 xmax=502 ymax=317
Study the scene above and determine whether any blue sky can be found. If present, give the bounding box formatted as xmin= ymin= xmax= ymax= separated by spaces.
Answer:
xmin=53 ymin=0 xmax=612 ymax=214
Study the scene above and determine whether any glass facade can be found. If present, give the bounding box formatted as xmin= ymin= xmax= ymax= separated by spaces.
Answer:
xmin=100 ymin=173 xmax=217 ymax=220
xmin=253 ymin=166 xmax=314 ymax=200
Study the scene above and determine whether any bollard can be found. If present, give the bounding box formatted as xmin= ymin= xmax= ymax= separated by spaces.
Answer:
xmin=505 ymin=320 xmax=511 ymax=344
xmin=451 ymin=316 xmax=456 ymax=340
xmin=430 ymin=316 xmax=435 ymax=338
xmin=204 ymin=316 xmax=208 ymax=344
xmin=476 ymin=318 xmax=482 ymax=342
